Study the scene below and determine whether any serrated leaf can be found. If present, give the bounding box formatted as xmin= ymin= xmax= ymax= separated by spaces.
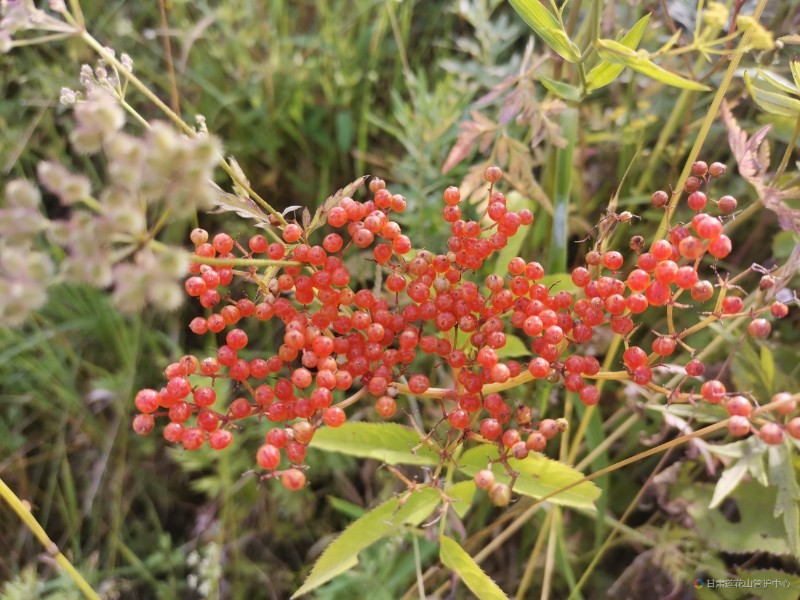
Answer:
xmin=709 ymin=437 xmax=767 ymax=508
xmin=677 ymin=479 xmax=792 ymax=556
xmin=293 ymin=488 xmax=441 ymax=597
xmin=439 ymin=535 xmax=508 ymax=600
xmin=745 ymin=71 xmax=800 ymax=117
xmin=595 ymin=38 xmax=709 ymax=91
xmin=586 ymin=14 xmax=651 ymax=91
xmin=210 ymin=184 xmax=271 ymax=227
xmin=538 ymin=75 xmax=582 ymax=101
xmin=733 ymin=569 xmax=800 ymax=600
xmin=496 ymin=334 xmax=530 ymax=359
xmin=306 ymin=175 xmax=368 ymax=235
xmin=508 ymin=0 xmax=580 ymax=63
xmin=448 ymin=481 xmax=476 ymax=519
xmin=326 ymin=495 xmax=367 ymax=519
xmin=767 ymin=444 xmax=800 ymax=557
xmin=310 ymin=423 xmax=440 ymax=466
xmin=458 ymin=446 xmax=600 ymax=509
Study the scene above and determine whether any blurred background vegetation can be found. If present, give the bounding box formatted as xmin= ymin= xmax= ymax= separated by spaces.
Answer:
xmin=1 ymin=0 xmax=799 ymax=598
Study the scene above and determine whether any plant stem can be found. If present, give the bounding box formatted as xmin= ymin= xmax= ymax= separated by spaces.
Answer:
xmin=0 ymin=477 xmax=100 ymax=600
xmin=772 ymin=113 xmax=800 ymax=186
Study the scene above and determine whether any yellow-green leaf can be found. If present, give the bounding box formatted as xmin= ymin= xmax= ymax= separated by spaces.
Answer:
xmin=755 ymin=69 xmax=800 ymax=96
xmin=508 ymin=0 xmax=580 ymax=63
xmin=310 ymin=423 xmax=439 ymax=466
xmin=458 ymin=446 xmax=600 ymax=509
xmin=586 ymin=14 xmax=651 ymax=91
xmin=595 ymin=38 xmax=709 ymax=91
xmin=539 ymin=75 xmax=582 ymax=101
xmin=745 ymin=71 xmax=800 ymax=117
xmin=495 ymin=334 xmax=530 ymax=359
xmin=293 ymin=488 xmax=441 ymax=597
xmin=791 ymin=59 xmax=800 ymax=93
xmin=439 ymin=535 xmax=508 ymax=600
xmin=760 ymin=345 xmax=776 ymax=391
xmin=447 ymin=481 xmax=476 ymax=519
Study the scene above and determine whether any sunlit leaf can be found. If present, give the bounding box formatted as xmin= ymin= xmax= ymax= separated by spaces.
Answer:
xmin=595 ymin=38 xmax=709 ymax=91
xmin=447 ymin=481 xmax=476 ymax=519
xmin=439 ymin=535 xmax=508 ymax=600
xmin=539 ymin=75 xmax=582 ymax=101
xmin=458 ymin=446 xmax=600 ymax=509
xmin=586 ymin=14 xmax=651 ymax=91
xmin=293 ymin=488 xmax=441 ymax=597
xmin=310 ymin=422 xmax=440 ymax=466
xmin=745 ymin=71 xmax=800 ymax=117
xmin=495 ymin=334 xmax=530 ymax=359
xmin=508 ymin=0 xmax=581 ymax=63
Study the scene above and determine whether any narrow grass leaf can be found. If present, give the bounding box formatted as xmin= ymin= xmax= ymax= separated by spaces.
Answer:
xmin=439 ymin=535 xmax=508 ymax=600
xmin=310 ymin=422 xmax=440 ymax=465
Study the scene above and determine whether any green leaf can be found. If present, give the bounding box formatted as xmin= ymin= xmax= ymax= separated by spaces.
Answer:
xmin=755 ymin=68 xmax=800 ymax=96
xmin=293 ymin=488 xmax=441 ymax=597
xmin=745 ymin=71 xmax=800 ymax=117
xmin=676 ymin=478 xmax=793 ymax=556
xmin=760 ymin=345 xmax=776 ymax=391
xmin=539 ymin=273 xmax=580 ymax=295
xmin=458 ymin=446 xmax=600 ymax=509
xmin=539 ymin=75 xmax=582 ymax=101
xmin=439 ymin=535 xmax=508 ymax=600
xmin=508 ymin=0 xmax=581 ymax=63
xmin=586 ymin=14 xmax=651 ymax=91
xmin=447 ymin=481 xmax=476 ymax=519
xmin=310 ymin=423 xmax=440 ymax=466
xmin=709 ymin=438 xmax=767 ymax=508
xmin=791 ymin=59 xmax=800 ymax=91
xmin=327 ymin=495 xmax=367 ymax=519
xmin=595 ymin=38 xmax=709 ymax=91
xmin=496 ymin=334 xmax=530 ymax=359
xmin=767 ymin=444 xmax=800 ymax=557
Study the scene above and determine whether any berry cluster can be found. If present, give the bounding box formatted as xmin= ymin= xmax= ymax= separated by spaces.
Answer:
xmin=133 ymin=162 xmax=796 ymax=499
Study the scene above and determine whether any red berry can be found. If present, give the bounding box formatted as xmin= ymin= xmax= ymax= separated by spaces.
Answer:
xmin=209 ymin=429 xmax=233 ymax=450
xmin=132 ymin=413 xmax=155 ymax=435
xmin=728 ymin=416 xmax=751 ymax=437
xmin=281 ymin=468 xmax=307 ymax=491
xmin=758 ymin=422 xmax=784 ymax=445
